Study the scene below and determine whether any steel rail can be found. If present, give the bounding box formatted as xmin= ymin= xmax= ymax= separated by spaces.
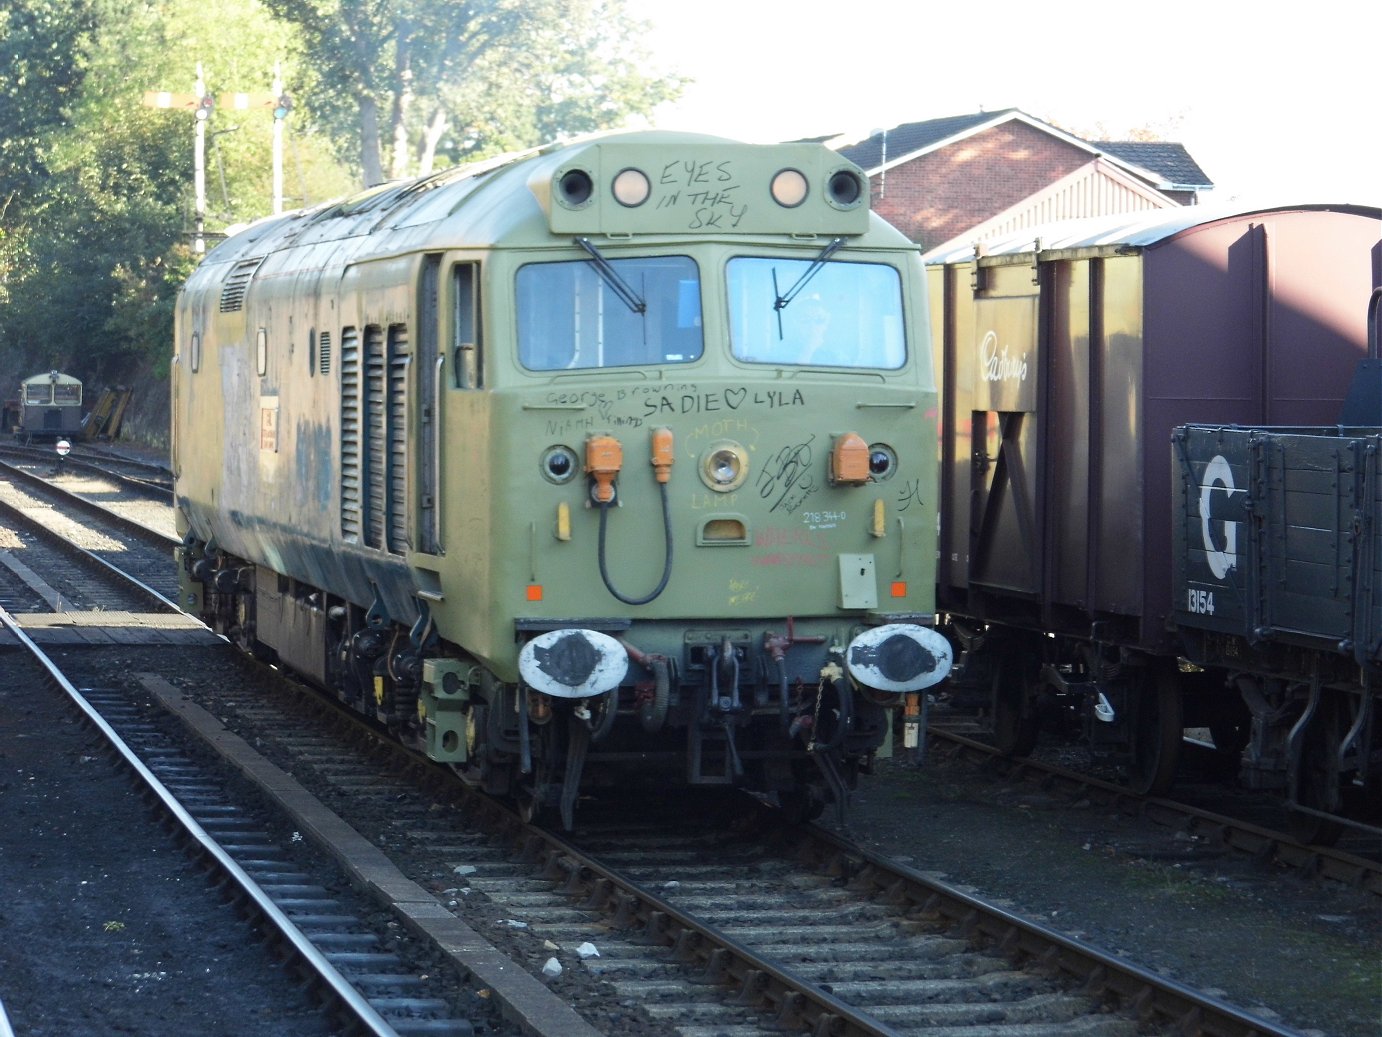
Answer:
xmin=0 ymin=456 xmax=178 ymax=546
xmin=0 ymin=495 xmax=180 ymax=613
xmin=508 ymin=821 xmax=901 ymax=1037
xmin=795 ymin=815 xmax=1307 ymax=1037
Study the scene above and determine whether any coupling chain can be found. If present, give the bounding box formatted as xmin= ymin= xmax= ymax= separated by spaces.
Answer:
xmin=807 ymin=661 xmax=844 ymax=752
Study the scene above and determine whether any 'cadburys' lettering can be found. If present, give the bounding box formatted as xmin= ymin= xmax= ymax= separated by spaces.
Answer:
xmin=979 ymin=329 xmax=1028 ymax=384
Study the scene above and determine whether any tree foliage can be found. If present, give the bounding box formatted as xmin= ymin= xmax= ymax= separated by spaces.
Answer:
xmin=261 ymin=0 xmax=687 ymax=185
xmin=0 ymin=1 xmax=96 ymax=214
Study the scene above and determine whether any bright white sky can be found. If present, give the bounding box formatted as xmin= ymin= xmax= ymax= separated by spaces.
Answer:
xmin=625 ymin=1 xmax=1380 ymax=206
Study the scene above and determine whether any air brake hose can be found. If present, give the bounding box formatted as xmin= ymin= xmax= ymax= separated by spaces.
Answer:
xmin=597 ymin=481 xmax=673 ymax=605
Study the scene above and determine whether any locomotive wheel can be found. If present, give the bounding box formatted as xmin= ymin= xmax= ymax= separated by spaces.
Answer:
xmin=991 ymin=651 xmax=1038 ymax=757
xmin=1126 ymin=667 xmax=1182 ymax=796
xmin=777 ymin=787 xmax=827 ymax=824
xmin=1288 ymin=698 xmax=1344 ymax=846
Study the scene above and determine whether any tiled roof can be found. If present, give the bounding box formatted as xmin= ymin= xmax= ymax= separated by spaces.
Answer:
xmin=836 ymin=110 xmax=1020 ymax=169
xmin=1091 ymin=141 xmax=1213 ymax=188
xmin=835 ymin=109 xmax=1214 ymax=190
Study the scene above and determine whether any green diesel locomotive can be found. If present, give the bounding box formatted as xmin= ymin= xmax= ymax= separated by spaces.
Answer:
xmin=172 ymin=130 xmax=950 ymax=827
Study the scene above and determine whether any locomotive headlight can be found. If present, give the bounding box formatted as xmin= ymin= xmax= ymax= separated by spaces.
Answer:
xmin=770 ymin=168 xmax=809 ymax=208
xmin=868 ymin=443 xmax=898 ymax=480
xmin=611 ymin=167 xmax=651 ymax=207
xmin=540 ymin=444 xmax=580 ymax=484
xmin=700 ymin=441 xmax=749 ymax=492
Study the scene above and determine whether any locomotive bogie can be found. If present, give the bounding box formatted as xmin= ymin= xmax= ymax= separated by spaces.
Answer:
xmin=172 ymin=131 xmax=950 ymax=826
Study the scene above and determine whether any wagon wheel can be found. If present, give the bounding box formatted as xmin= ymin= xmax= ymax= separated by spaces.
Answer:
xmin=233 ymin=596 xmax=276 ymax=663
xmin=991 ymin=649 xmax=1038 ymax=757
xmin=515 ymin=786 xmax=543 ymax=825
xmin=1288 ymin=696 xmax=1344 ymax=846
xmin=515 ymin=714 xmax=560 ymax=826
xmin=1126 ymin=666 xmax=1182 ymax=796
xmin=1209 ymin=716 xmax=1251 ymax=756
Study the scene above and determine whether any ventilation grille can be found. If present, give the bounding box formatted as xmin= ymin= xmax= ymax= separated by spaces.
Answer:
xmin=219 ymin=257 xmax=264 ymax=313
xmin=364 ymin=327 xmax=387 ymax=550
xmin=318 ymin=330 xmax=332 ymax=375
xmin=387 ymin=328 xmax=410 ymax=554
xmin=339 ymin=329 xmax=361 ymax=540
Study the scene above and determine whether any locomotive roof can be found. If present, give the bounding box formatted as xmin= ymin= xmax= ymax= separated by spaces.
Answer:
xmin=20 ymin=370 xmax=80 ymax=386
xmin=191 ymin=130 xmax=907 ymax=280
xmin=925 ymin=201 xmax=1382 ymax=265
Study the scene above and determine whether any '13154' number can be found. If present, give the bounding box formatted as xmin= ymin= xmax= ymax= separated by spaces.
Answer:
xmin=1187 ymin=589 xmax=1215 ymax=615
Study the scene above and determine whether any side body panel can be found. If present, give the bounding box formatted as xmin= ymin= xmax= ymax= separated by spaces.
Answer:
xmin=931 ymin=207 xmax=1379 ymax=653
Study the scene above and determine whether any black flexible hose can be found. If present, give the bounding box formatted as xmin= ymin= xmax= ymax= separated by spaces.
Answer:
xmin=597 ymin=482 xmax=673 ymax=605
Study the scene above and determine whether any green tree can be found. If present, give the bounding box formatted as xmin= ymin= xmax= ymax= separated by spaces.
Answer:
xmin=0 ymin=1 xmax=95 ymax=215
xmin=1 ymin=0 xmax=352 ymax=380
xmin=261 ymin=0 xmax=687 ymax=186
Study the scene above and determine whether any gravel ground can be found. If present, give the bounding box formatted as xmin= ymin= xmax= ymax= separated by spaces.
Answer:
xmin=0 ymin=659 xmax=338 ymax=1036
xmin=826 ymin=748 xmax=1381 ymax=1037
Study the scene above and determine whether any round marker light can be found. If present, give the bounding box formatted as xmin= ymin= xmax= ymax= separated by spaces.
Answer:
xmin=611 ymin=167 xmax=651 ymax=207
xmin=770 ymin=168 xmax=809 ymax=208
xmin=540 ymin=444 xmax=580 ymax=484
xmin=699 ymin=441 xmax=749 ymax=492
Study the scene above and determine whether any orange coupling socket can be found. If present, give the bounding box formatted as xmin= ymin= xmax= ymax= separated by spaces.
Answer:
xmin=650 ymin=427 xmax=674 ymax=484
xmin=585 ymin=433 xmax=623 ymax=504
xmin=830 ymin=431 xmax=870 ymax=486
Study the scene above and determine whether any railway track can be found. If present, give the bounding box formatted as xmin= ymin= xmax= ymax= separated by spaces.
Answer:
xmin=0 ymin=441 xmax=173 ymax=499
xmin=923 ymin=719 xmax=1382 ymax=896
xmin=1 ymin=449 xmax=1369 ymax=1034
xmin=106 ymin=648 xmax=1299 ymax=1037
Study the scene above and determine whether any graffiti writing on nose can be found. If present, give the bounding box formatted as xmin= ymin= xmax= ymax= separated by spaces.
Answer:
xmin=756 ymin=437 xmax=818 ymax=514
xmin=655 ymin=158 xmax=747 ymax=229
xmin=641 ymin=387 xmax=804 ymax=417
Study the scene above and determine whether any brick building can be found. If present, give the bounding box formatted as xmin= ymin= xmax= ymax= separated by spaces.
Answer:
xmin=831 ymin=109 xmax=1213 ymax=258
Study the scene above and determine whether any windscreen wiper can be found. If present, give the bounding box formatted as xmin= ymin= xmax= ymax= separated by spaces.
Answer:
xmin=576 ymin=237 xmax=646 ymax=314
xmin=773 ymin=236 xmax=844 ymax=312
xmin=773 ymin=236 xmax=843 ymax=338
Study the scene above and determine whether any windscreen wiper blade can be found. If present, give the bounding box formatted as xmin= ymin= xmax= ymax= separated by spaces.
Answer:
xmin=773 ymin=236 xmax=844 ymax=312
xmin=576 ymin=237 xmax=646 ymax=314
xmin=773 ymin=236 xmax=844 ymax=339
